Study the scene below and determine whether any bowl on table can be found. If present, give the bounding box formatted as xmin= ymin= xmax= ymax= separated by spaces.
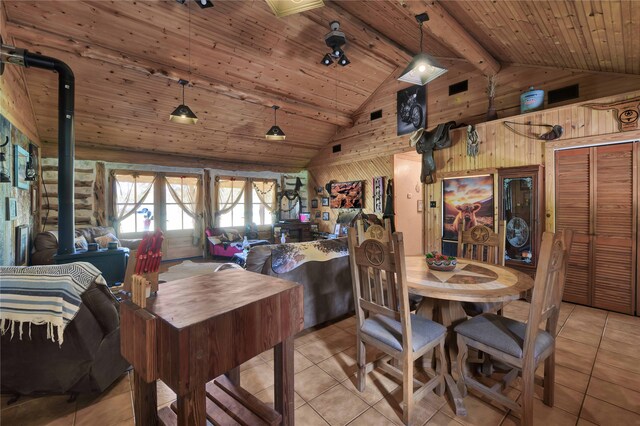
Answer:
xmin=425 ymin=252 xmax=457 ymax=272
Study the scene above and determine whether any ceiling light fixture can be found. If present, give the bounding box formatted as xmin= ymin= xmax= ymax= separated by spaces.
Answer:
xmin=170 ymin=2 xmax=198 ymax=124
xmin=196 ymin=0 xmax=213 ymax=9
xmin=265 ymin=0 xmax=324 ymax=18
xmin=398 ymin=13 xmax=447 ymax=86
xmin=170 ymin=79 xmax=198 ymax=124
xmin=321 ymin=21 xmax=351 ymax=67
xmin=265 ymin=105 xmax=286 ymax=141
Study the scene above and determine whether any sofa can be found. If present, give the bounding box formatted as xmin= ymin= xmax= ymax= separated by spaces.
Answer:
xmin=0 ymin=266 xmax=129 ymax=395
xmin=32 ymin=226 xmax=141 ymax=265
xmin=245 ymin=238 xmax=353 ymax=329
xmin=205 ymin=226 xmax=270 ymax=258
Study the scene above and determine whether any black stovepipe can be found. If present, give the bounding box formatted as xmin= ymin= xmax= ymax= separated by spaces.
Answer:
xmin=2 ymin=44 xmax=76 ymax=255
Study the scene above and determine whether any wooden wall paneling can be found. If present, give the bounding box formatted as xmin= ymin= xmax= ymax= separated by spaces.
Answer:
xmin=93 ymin=162 xmax=106 ymax=226
xmin=636 ymin=142 xmax=640 ymax=316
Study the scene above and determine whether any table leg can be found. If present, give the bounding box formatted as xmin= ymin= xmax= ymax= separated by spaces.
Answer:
xmin=274 ymin=336 xmax=295 ymax=426
xmin=133 ymin=372 xmax=158 ymax=426
xmin=439 ymin=300 xmax=468 ymax=417
xmin=176 ymin=386 xmax=206 ymax=426
xmin=225 ymin=366 xmax=240 ymax=387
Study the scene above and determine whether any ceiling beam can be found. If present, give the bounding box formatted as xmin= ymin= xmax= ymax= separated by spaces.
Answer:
xmin=6 ymin=22 xmax=353 ymax=128
xmin=401 ymin=0 xmax=501 ymax=76
xmin=40 ymin=142 xmax=303 ymax=173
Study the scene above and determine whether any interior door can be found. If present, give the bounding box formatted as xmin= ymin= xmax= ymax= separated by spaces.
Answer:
xmin=592 ymin=143 xmax=636 ymax=314
xmin=555 ymin=147 xmax=592 ymax=306
xmin=555 ymin=142 xmax=638 ymax=314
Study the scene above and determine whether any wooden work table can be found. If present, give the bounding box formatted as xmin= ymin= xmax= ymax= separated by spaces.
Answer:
xmin=120 ymin=269 xmax=304 ymax=425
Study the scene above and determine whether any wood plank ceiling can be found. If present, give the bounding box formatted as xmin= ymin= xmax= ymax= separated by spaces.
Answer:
xmin=2 ymin=0 xmax=638 ymax=170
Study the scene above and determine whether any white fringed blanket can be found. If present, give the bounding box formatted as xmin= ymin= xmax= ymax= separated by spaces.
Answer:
xmin=0 ymin=262 xmax=106 ymax=345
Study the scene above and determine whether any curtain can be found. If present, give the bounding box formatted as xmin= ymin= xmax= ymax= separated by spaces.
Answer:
xmin=165 ymin=176 xmax=203 ymax=246
xmin=251 ymin=179 xmax=277 ymax=213
xmin=214 ymin=178 xmax=246 ymax=227
xmin=109 ymin=172 xmax=156 ymax=231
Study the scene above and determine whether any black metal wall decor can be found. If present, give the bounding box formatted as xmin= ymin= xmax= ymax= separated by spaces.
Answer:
xmin=0 ymin=135 xmax=10 ymax=183
xmin=582 ymin=97 xmax=640 ymax=132
xmin=25 ymin=143 xmax=38 ymax=181
xmin=397 ymin=85 xmax=427 ymax=136
xmin=466 ymin=125 xmax=479 ymax=157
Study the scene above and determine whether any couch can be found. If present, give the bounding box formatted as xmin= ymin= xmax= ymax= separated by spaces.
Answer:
xmin=32 ymin=226 xmax=141 ymax=265
xmin=245 ymin=238 xmax=353 ymax=329
xmin=0 ymin=267 xmax=129 ymax=395
xmin=205 ymin=227 xmax=270 ymax=258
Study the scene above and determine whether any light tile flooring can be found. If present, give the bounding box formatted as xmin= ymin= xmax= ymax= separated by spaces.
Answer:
xmin=2 ymin=301 xmax=640 ymax=425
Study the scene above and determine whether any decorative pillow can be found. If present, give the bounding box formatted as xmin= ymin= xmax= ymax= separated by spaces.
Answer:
xmin=207 ymin=236 xmax=222 ymax=245
xmin=224 ymin=229 xmax=242 ymax=242
xmin=95 ymin=233 xmax=120 ymax=249
xmin=74 ymin=235 xmax=89 ymax=250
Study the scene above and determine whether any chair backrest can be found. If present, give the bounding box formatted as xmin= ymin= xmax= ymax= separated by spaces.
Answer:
xmin=347 ymin=227 xmax=412 ymax=351
xmin=523 ymin=229 xmax=573 ymax=361
xmin=355 ymin=218 xmax=392 ymax=244
xmin=457 ymin=221 xmax=506 ymax=265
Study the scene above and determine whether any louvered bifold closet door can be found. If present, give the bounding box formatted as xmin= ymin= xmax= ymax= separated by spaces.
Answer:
xmin=555 ymin=148 xmax=592 ymax=305
xmin=593 ymin=143 xmax=637 ymax=314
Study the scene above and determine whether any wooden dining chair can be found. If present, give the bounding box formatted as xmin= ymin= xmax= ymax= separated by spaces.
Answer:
xmin=457 ymin=221 xmax=507 ymax=317
xmin=347 ymin=227 xmax=447 ymax=425
xmin=356 ymin=218 xmax=392 ymax=244
xmin=455 ymin=229 xmax=573 ymax=426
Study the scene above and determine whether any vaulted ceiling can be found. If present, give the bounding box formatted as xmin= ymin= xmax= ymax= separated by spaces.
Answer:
xmin=2 ymin=0 xmax=638 ymax=170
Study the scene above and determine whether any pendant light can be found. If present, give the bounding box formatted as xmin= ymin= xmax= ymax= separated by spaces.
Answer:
xmin=170 ymin=1 xmax=198 ymax=124
xmin=170 ymin=80 xmax=198 ymax=124
xmin=265 ymin=105 xmax=286 ymax=141
xmin=398 ymin=13 xmax=448 ymax=86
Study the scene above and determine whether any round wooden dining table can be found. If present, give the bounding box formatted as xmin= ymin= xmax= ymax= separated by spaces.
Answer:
xmin=403 ymin=255 xmax=535 ymax=416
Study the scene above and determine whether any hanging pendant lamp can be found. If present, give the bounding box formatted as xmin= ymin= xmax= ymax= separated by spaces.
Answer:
xmin=398 ymin=13 xmax=448 ymax=86
xmin=265 ymin=105 xmax=286 ymax=141
xmin=170 ymin=79 xmax=198 ymax=125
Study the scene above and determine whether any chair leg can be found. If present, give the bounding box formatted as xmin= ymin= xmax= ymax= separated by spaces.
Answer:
xmin=402 ymin=351 xmax=414 ymax=426
xmin=456 ymin=334 xmax=469 ymax=398
xmin=436 ymin=339 xmax=447 ymax=397
xmin=356 ymin=338 xmax=367 ymax=392
xmin=543 ymin=353 xmax=555 ymax=406
xmin=521 ymin=363 xmax=535 ymax=426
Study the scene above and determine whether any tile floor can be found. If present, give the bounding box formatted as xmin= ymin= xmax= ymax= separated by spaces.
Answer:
xmin=2 ymin=301 xmax=640 ymax=425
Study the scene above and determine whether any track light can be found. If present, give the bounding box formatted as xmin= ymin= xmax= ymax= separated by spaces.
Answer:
xmin=321 ymin=54 xmax=333 ymax=66
xmin=338 ymin=54 xmax=350 ymax=66
xmin=265 ymin=105 xmax=286 ymax=141
xmin=196 ymin=0 xmax=213 ymax=8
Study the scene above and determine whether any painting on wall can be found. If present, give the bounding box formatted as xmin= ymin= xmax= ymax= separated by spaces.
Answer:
xmin=13 ymin=144 xmax=29 ymax=190
xmin=15 ymin=224 xmax=29 ymax=266
xmin=442 ymin=175 xmax=494 ymax=255
xmin=322 ymin=212 xmax=330 ymax=221
xmin=397 ymin=85 xmax=426 ymax=136
xmin=311 ymin=199 xmax=318 ymax=209
xmin=5 ymin=197 xmax=17 ymax=221
xmin=373 ymin=176 xmax=385 ymax=213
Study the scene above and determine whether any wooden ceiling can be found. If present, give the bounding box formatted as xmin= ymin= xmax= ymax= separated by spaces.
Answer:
xmin=2 ymin=0 xmax=638 ymax=170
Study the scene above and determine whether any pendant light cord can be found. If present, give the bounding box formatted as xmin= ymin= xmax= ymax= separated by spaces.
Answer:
xmin=419 ymin=21 xmax=424 ymax=53
xmin=188 ymin=0 xmax=192 ymax=76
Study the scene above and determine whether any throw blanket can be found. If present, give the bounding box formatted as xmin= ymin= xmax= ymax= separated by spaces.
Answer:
xmin=0 ymin=262 xmax=106 ymax=345
xmin=271 ymin=239 xmax=349 ymax=274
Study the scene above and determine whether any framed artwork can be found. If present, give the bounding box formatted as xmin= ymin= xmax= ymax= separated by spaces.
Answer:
xmin=397 ymin=85 xmax=427 ymax=136
xmin=315 ymin=211 xmax=321 ymax=218
xmin=442 ymin=175 xmax=494 ymax=256
xmin=15 ymin=224 xmax=29 ymax=266
xmin=321 ymin=197 xmax=329 ymax=207
xmin=316 ymin=186 xmax=324 ymax=195
xmin=311 ymin=199 xmax=318 ymax=209
xmin=310 ymin=224 xmax=319 ymax=233
xmin=5 ymin=197 xmax=17 ymax=220
xmin=373 ymin=176 xmax=385 ymax=213
xmin=13 ymin=144 xmax=29 ymax=190
xmin=333 ymin=224 xmax=341 ymax=235
xmin=322 ymin=212 xmax=330 ymax=221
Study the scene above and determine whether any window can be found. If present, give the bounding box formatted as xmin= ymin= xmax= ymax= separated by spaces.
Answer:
xmin=115 ymin=174 xmax=155 ymax=234
xmin=166 ymin=176 xmax=199 ymax=231
xmin=251 ymin=180 xmax=276 ymax=226
xmin=218 ymin=178 xmax=246 ymax=228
